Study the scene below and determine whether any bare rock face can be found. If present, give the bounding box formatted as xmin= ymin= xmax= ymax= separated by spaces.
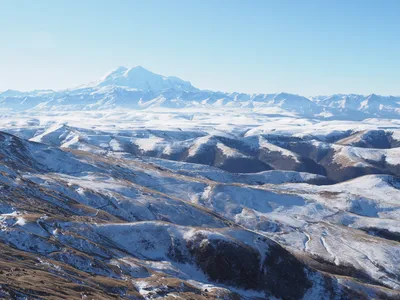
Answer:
xmin=186 ymin=233 xmax=355 ymax=300
xmin=260 ymin=245 xmax=312 ymax=299
xmin=188 ymin=234 xmax=263 ymax=290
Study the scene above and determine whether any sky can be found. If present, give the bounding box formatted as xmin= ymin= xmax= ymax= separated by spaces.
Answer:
xmin=0 ymin=0 xmax=399 ymax=95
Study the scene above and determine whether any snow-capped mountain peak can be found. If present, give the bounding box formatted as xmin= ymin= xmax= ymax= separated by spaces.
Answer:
xmin=89 ymin=65 xmax=196 ymax=93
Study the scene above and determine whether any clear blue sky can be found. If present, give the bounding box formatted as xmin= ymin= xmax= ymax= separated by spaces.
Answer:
xmin=1 ymin=0 xmax=399 ymax=95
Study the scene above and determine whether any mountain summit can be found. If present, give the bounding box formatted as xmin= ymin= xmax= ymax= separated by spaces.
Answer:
xmin=88 ymin=65 xmax=196 ymax=93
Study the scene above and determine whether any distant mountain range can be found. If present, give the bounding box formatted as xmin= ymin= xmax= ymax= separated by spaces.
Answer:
xmin=1 ymin=66 xmax=399 ymax=119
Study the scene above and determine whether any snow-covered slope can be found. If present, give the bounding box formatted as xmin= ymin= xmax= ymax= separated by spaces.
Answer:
xmin=3 ymin=131 xmax=393 ymax=299
xmin=1 ymin=111 xmax=400 ymax=298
